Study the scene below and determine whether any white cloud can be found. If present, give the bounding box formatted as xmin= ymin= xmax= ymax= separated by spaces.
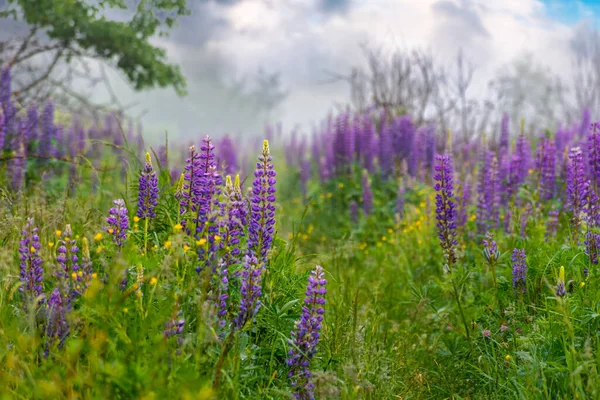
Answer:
xmin=105 ymin=0 xmax=587 ymax=139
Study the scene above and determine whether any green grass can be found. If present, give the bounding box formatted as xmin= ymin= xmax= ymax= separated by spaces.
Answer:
xmin=0 ymin=143 xmax=598 ymax=400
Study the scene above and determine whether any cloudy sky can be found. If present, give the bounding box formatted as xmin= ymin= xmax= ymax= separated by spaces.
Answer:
xmin=8 ymin=0 xmax=600 ymax=140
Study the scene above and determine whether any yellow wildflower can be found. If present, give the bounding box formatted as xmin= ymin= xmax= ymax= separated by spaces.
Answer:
xmin=581 ymin=282 xmax=586 ymax=288
xmin=164 ymin=241 xmax=172 ymax=249
xmin=388 ymin=229 xmax=393 ymax=234
xmin=55 ymin=230 xmax=62 ymax=236
xmin=71 ymin=272 xmax=77 ymax=279
xmin=30 ymin=246 xmax=36 ymax=253
xmin=382 ymin=236 xmax=387 ymax=241
xmin=183 ymin=245 xmax=190 ymax=252
xmin=94 ymin=233 xmax=103 ymax=241
xmin=108 ymin=228 xmax=114 ymax=234
xmin=174 ymin=223 xmax=183 ymax=232
xmin=197 ymin=238 xmax=207 ymax=246
xmin=338 ymin=182 xmax=344 ymax=189
xmin=92 ymin=273 xmax=98 ymax=279
xmin=302 ymin=234 xmax=308 ymax=241
xmin=214 ymin=235 xmax=221 ymax=242
xmin=123 ymin=308 xmax=128 ymax=313
xmin=505 ymin=355 xmax=511 ymax=361
xmin=136 ymin=291 xmax=143 ymax=297
xmin=150 ymin=277 xmax=158 ymax=285
xmin=96 ymin=246 xmax=103 ymax=254
xmin=48 ymin=242 xmax=54 ymax=248
xmin=133 ymin=216 xmax=140 ymax=223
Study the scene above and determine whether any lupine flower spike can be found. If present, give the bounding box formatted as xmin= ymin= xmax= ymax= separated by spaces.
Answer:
xmin=138 ymin=152 xmax=159 ymax=253
xmin=287 ymin=265 xmax=327 ymax=400
xmin=19 ymin=218 xmax=43 ymax=308
xmin=556 ymin=266 xmax=566 ymax=297
xmin=434 ymin=154 xmax=458 ymax=268
xmin=105 ymin=199 xmax=129 ymax=247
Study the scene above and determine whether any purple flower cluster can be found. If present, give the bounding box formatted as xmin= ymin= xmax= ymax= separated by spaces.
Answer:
xmin=44 ymin=287 xmax=70 ymax=357
xmin=482 ymin=232 xmax=499 ymax=264
xmin=234 ymin=254 xmax=262 ymax=328
xmin=434 ymin=154 xmax=458 ymax=266
xmin=56 ymin=225 xmax=81 ymax=299
xmin=19 ymin=218 xmax=43 ymax=305
xmin=137 ymin=152 xmax=159 ymax=219
xmin=567 ymin=147 xmax=589 ymax=243
xmin=511 ymin=248 xmax=527 ymax=294
xmin=537 ymin=138 xmax=557 ymax=201
xmin=247 ymin=140 xmax=276 ymax=264
xmin=105 ymin=199 xmax=129 ymax=247
xmin=287 ymin=265 xmax=327 ymax=400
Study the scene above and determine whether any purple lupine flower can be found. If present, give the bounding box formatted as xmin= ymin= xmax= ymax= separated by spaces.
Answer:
xmin=56 ymin=225 xmax=81 ymax=300
xmin=539 ymin=138 xmax=557 ymax=201
xmin=393 ymin=116 xmax=415 ymax=168
xmin=247 ymin=140 xmax=276 ymax=264
xmin=585 ymin=189 xmax=600 ymax=264
xmin=515 ymin=133 xmax=531 ymax=184
xmin=434 ymin=154 xmax=458 ymax=266
xmin=311 ymin=130 xmax=320 ymax=169
xmin=218 ymin=135 xmax=238 ymax=175
xmin=234 ymin=254 xmax=262 ymax=328
xmin=395 ymin=179 xmax=405 ymax=220
xmin=19 ymin=218 xmax=43 ymax=306
xmin=457 ymin=175 xmax=472 ymax=228
xmin=180 ymin=146 xmax=201 ymax=231
xmin=137 ymin=152 xmax=159 ymax=219
xmin=482 ymin=232 xmax=499 ymax=264
xmin=105 ymin=199 xmax=129 ymax=247
xmin=588 ymin=122 xmax=600 ymax=190
xmin=361 ymin=170 xmax=373 ymax=216
xmin=499 ymin=113 xmax=510 ymax=155
xmin=546 ymin=209 xmax=560 ymax=239
xmin=424 ymin=125 xmax=436 ymax=182
xmin=164 ymin=318 xmax=185 ymax=339
xmin=9 ymin=119 xmax=26 ymax=192
xmin=214 ymin=175 xmax=245 ymax=327
xmin=580 ymin=108 xmax=591 ymax=137
xmin=349 ymin=200 xmax=358 ymax=224
xmin=44 ymin=287 xmax=69 ymax=357
xmin=567 ymin=147 xmax=589 ymax=244
xmin=157 ymin=145 xmax=168 ymax=170
xmin=194 ymin=136 xmax=222 ymax=267
xmin=511 ymin=248 xmax=527 ymax=294
xmin=287 ymin=265 xmax=327 ymax=400
xmin=26 ymin=104 xmax=39 ymax=148
xmin=333 ymin=113 xmax=352 ymax=174
xmin=300 ymin=159 xmax=311 ymax=201
xmin=0 ymin=65 xmax=11 ymax=151
xmin=360 ymin=114 xmax=375 ymax=172
xmin=379 ymin=122 xmax=394 ymax=178
xmin=476 ymin=148 xmax=492 ymax=234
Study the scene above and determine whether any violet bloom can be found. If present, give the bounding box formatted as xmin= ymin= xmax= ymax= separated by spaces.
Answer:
xmin=180 ymin=146 xmax=201 ymax=231
xmin=287 ymin=265 xmax=327 ymax=400
xmin=361 ymin=170 xmax=373 ymax=216
xmin=214 ymin=175 xmax=245 ymax=327
xmin=567 ymin=147 xmax=589 ymax=243
xmin=511 ymin=248 xmax=527 ymax=294
xmin=539 ymin=139 xmax=557 ymax=201
xmin=585 ymin=189 xmax=600 ymax=264
xmin=105 ymin=199 xmax=129 ymax=247
xmin=218 ymin=135 xmax=238 ymax=175
xmin=235 ymin=254 xmax=262 ymax=328
xmin=164 ymin=317 xmax=185 ymax=344
xmin=379 ymin=123 xmax=393 ymax=178
xmin=44 ymin=287 xmax=69 ymax=358
xmin=360 ymin=114 xmax=375 ymax=173
xmin=137 ymin=152 xmax=159 ymax=219
xmin=588 ymin=122 xmax=600 ymax=189
xmin=434 ymin=154 xmax=458 ymax=266
xmin=247 ymin=140 xmax=276 ymax=264
xmin=19 ymin=218 xmax=43 ymax=306
xmin=9 ymin=120 xmax=26 ymax=192
xmin=56 ymin=224 xmax=81 ymax=300
xmin=194 ymin=136 xmax=222 ymax=268
xmin=482 ymin=232 xmax=499 ymax=264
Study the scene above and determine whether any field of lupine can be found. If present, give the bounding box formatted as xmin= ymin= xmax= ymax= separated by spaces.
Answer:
xmin=2 ymin=60 xmax=600 ymax=400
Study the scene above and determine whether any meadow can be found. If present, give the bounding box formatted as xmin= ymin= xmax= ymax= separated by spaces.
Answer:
xmin=0 ymin=62 xmax=599 ymax=400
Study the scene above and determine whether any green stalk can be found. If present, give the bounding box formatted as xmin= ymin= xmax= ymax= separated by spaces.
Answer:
xmin=144 ymin=217 xmax=149 ymax=255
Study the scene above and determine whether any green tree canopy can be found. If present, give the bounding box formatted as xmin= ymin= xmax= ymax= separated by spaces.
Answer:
xmin=1 ymin=0 xmax=189 ymax=98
